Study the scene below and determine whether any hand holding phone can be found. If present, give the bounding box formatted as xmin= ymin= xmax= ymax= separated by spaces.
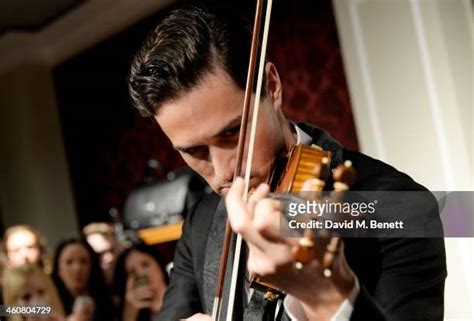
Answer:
xmin=69 ymin=296 xmax=95 ymax=321
xmin=126 ymin=273 xmax=154 ymax=309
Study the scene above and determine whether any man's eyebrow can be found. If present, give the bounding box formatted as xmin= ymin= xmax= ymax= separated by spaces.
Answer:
xmin=173 ymin=116 xmax=242 ymax=152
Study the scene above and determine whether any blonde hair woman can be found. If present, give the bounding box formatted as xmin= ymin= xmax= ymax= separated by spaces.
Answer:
xmin=3 ymin=264 xmax=65 ymax=321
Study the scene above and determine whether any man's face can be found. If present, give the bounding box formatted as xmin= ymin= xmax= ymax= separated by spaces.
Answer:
xmin=86 ymin=233 xmax=117 ymax=271
xmin=155 ymin=65 xmax=291 ymax=195
xmin=6 ymin=230 xmax=41 ymax=267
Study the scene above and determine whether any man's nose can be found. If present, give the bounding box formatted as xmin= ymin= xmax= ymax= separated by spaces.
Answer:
xmin=19 ymin=248 xmax=30 ymax=261
xmin=102 ymin=252 xmax=114 ymax=265
xmin=209 ymin=147 xmax=234 ymax=182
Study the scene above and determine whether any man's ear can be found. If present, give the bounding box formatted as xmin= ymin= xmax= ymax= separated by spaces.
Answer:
xmin=264 ymin=62 xmax=283 ymax=111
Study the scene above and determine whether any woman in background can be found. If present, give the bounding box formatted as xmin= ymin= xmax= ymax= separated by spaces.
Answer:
xmin=113 ymin=242 xmax=168 ymax=321
xmin=52 ymin=238 xmax=115 ymax=321
xmin=3 ymin=264 xmax=65 ymax=321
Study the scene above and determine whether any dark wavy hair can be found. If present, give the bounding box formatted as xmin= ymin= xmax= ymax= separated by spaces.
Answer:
xmin=112 ymin=242 xmax=169 ymax=318
xmin=128 ymin=4 xmax=264 ymax=118
xmin=52 ymin=238 xmax=115 ymax=320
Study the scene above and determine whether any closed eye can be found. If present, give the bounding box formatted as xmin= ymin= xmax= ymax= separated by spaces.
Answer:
xmin=181 ymin=146 xmax=208 ymax=158
xmin=221 ymin=124 xmax=240 ymax=137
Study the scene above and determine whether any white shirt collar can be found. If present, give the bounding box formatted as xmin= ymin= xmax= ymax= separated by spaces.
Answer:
xmin=293 ymin=123 xmax=312 ymax=146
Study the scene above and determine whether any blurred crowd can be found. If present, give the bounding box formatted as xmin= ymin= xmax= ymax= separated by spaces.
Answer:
xmin=0 ymin=223 xmax=169 ymax=321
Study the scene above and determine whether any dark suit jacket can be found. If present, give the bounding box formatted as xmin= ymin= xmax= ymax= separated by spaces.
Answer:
xmin=155 ymin=124 xmax=447 ymax=321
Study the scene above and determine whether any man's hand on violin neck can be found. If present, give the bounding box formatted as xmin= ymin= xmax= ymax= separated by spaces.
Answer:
xmin=226 ymin=177 xmax=356 ymax=319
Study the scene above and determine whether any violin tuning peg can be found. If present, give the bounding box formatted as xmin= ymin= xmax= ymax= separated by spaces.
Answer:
xmin=291 ymin=236 xmax=316 ymax=265
xmin=333 ymin=160 xmax=356 ymax=191
xmin=312 ymin=156 xmax=331 ymax=181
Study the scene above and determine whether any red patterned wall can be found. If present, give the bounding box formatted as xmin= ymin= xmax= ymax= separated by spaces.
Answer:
xmin=269 ymin=1 xmax=359 ymax=150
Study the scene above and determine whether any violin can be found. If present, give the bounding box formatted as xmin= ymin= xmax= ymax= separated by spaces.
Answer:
xmin=249 ymin=145 xmax=356 ymax=300
xmin=211 ymin=1 xmax=356 ymax=319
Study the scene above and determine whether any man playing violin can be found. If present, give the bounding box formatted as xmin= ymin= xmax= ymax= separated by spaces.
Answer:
xmin=128 ymin=4 xmax=446 ymax=321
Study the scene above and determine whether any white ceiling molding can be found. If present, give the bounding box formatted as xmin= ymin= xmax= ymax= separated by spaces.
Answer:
xmin=0 ymin=0 xmax=81 ymax=33
xmin=0 ymin=0 xmax=175 ymax=75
